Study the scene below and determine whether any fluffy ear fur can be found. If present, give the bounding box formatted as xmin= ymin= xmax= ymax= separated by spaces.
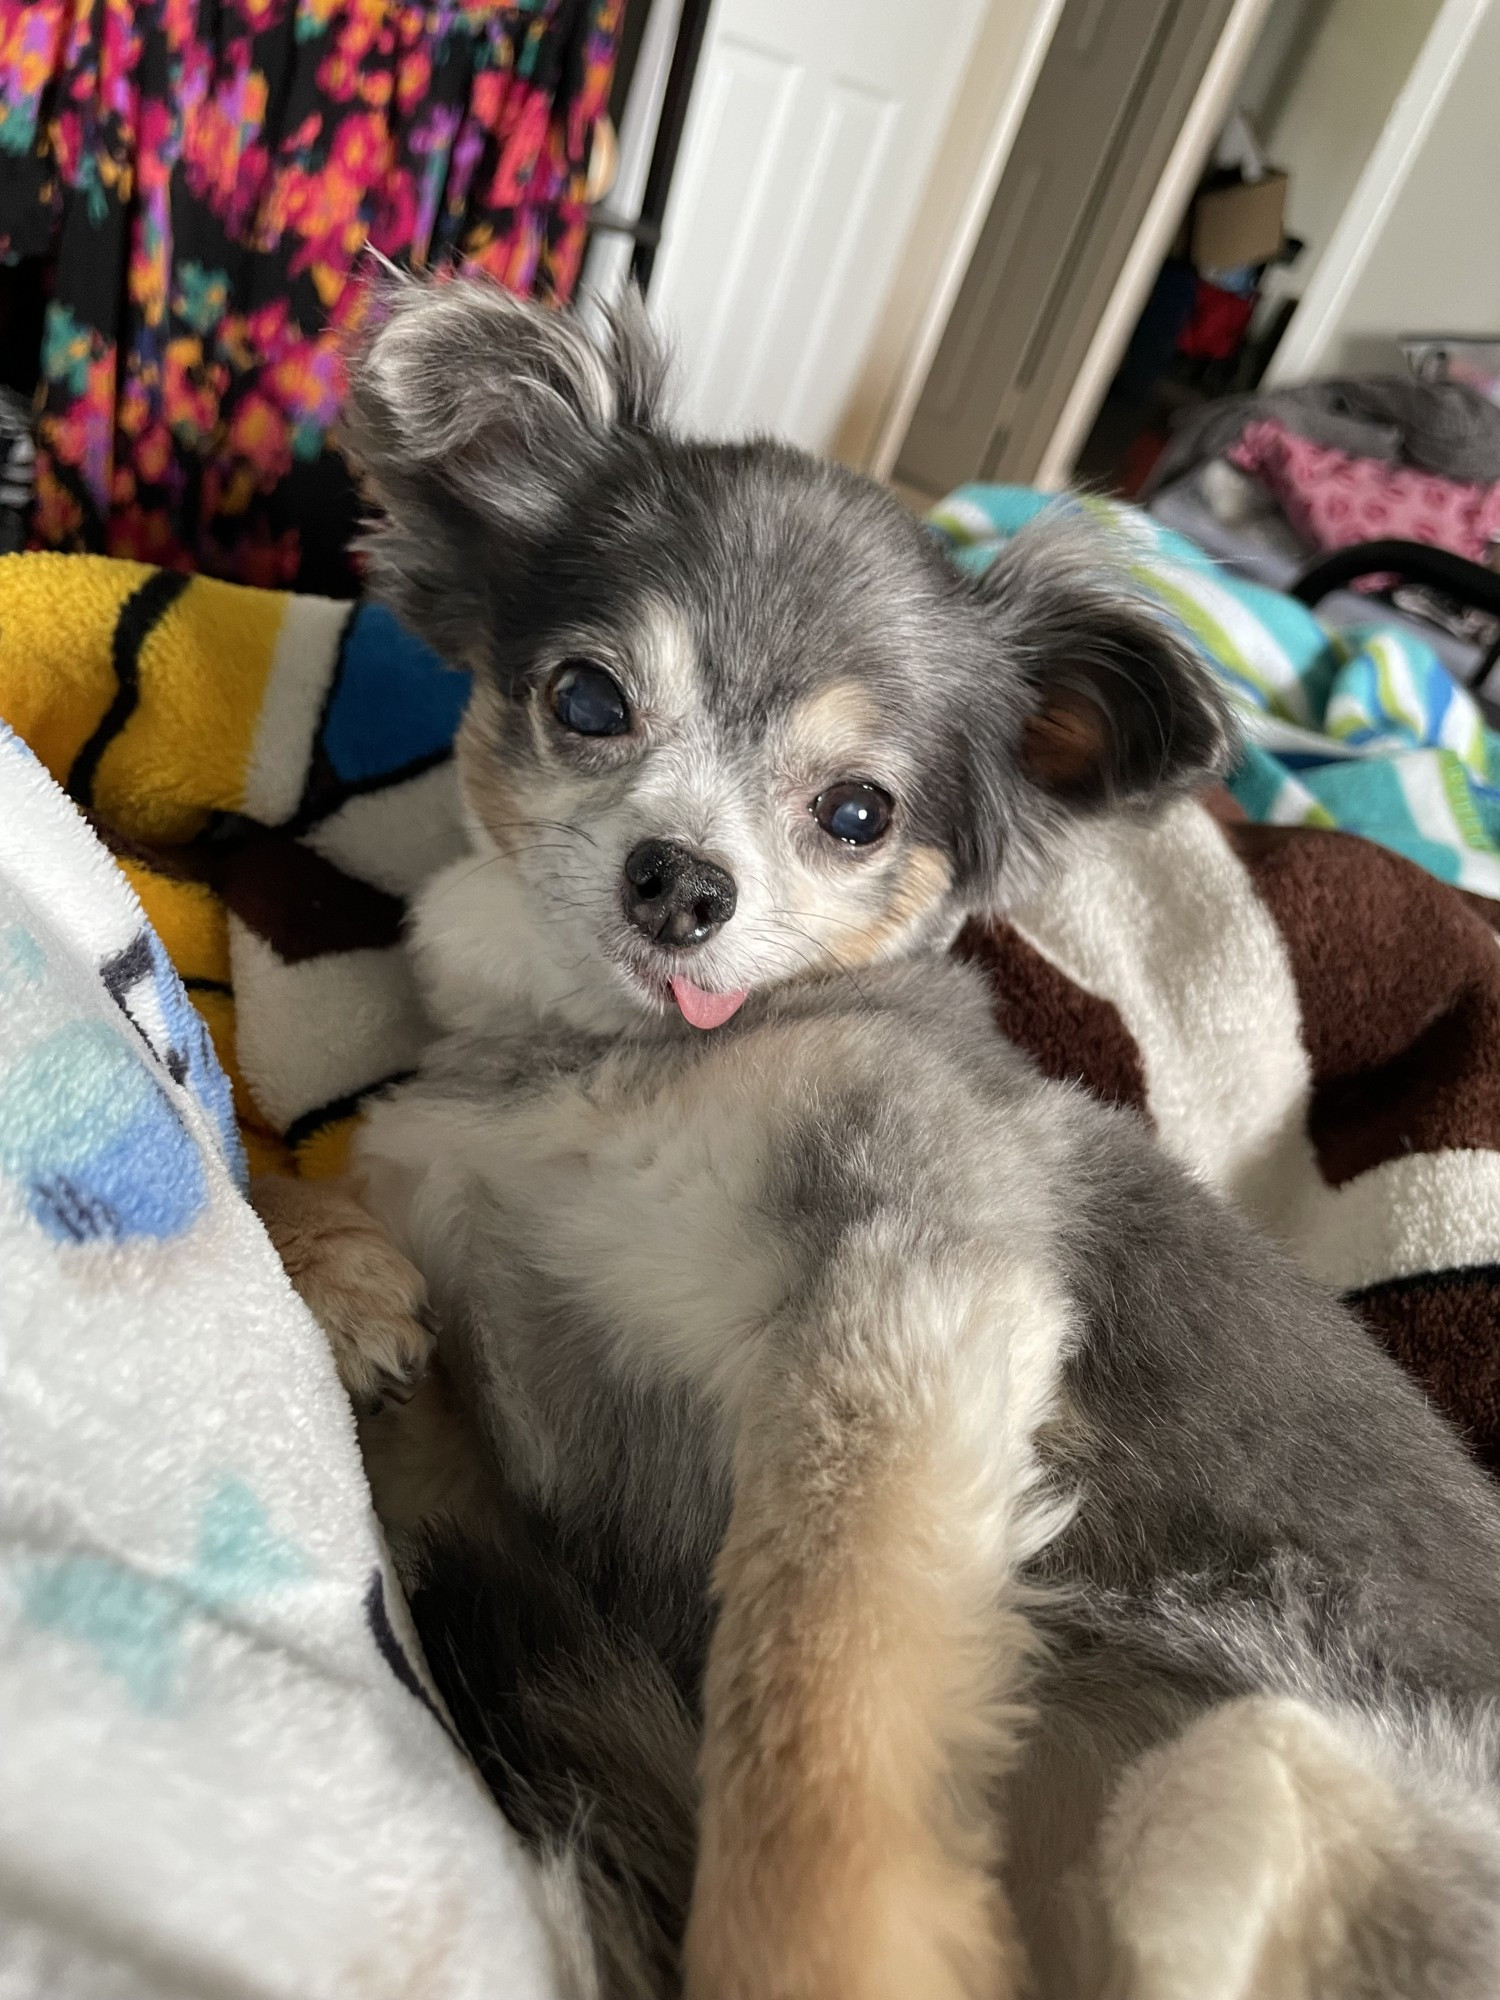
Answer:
xmin=975 ymin=513 xmax=1236 ymax=811
xmin=342 ymin=274 xmax=667 ymax=659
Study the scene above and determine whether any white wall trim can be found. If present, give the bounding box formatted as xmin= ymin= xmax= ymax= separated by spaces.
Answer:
xmin=1263 ymin=0 xmax=1491 ymax=384
xmin=860 ymin=0 xmax=1067 ymax=481
xmin=1033 ymin=0 xmax=1276 ymax=490
xmin=579 ymin=0 xmax=692 ymax=306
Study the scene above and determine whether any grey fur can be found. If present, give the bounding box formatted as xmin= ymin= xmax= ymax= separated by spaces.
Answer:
xmin=342 ymin=280 xmax=1500 ymax=1998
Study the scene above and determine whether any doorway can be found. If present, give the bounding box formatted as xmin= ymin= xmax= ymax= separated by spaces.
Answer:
xmin=889 ymin=0 xmax=1448 ymax=501
xmin=895 ymin=0 xmax=1241 ymax=500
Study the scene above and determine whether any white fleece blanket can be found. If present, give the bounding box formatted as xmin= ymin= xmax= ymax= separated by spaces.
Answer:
xmin=0 ymin=724 xmax=560 ymax=2000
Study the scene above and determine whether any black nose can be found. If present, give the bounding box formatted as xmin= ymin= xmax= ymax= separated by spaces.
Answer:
xmin=623 ymin=838 xmax=737 ymax=948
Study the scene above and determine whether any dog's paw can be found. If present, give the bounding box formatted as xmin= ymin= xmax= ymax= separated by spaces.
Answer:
xmin=302 ymin=1242 xmax=436 ymax=1417
xmin=250 ymin=1175 xmax=436 ymax=1415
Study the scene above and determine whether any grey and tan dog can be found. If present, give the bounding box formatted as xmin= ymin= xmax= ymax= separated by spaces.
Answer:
xmin=255 ymin=277 xmax=1500 ymax=2000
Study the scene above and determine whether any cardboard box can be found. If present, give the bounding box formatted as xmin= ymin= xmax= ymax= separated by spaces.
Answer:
xmin=1190 ymin=170 xmax=1288 ymax=273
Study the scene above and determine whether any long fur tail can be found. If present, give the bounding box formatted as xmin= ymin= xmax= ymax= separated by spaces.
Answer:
xmin=405 ymin=1515 xmax=707 ymax=1999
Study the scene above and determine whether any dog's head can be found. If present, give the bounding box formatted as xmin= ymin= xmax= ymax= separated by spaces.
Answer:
xmin=346 ymin=277 xmax=1234 ymax=1036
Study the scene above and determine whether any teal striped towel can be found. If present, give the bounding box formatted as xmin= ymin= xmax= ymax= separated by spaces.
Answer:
xmin=931 ymin=484 xmax=1500 ymax=899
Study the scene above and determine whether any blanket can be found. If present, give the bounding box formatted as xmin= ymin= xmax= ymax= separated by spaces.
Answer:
xmin=969 ymin=800 xmax=1500 ymax=1473
xmin=934 ymin=486 xmax=1500 ymax=899
xmin=0 ymin=551 xmax=472 ymax=1179
xmin=0 ymin=725 xmax=561 ymax=1997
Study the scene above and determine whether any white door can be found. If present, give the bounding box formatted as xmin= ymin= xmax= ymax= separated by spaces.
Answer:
xmin=647 ymin=0 xmax=987 ymax=453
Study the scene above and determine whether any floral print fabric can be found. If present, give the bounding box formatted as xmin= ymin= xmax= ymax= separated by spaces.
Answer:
xmin=0 ymin=1 xmax=621 ymax=592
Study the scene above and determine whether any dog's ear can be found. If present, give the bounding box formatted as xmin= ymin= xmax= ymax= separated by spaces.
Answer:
xmin=342 ymin=275 xmax=667 ymax=657
xmin=973 ymin=513 xmax=1235 ymax=811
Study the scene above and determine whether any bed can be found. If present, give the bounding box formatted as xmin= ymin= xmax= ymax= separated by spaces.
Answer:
xmin=7 ymin=511 xmax=1500 ymax=1993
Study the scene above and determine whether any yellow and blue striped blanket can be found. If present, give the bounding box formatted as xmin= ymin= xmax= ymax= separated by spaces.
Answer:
xmin=0 ymin=552 xmax=470 ymax=1179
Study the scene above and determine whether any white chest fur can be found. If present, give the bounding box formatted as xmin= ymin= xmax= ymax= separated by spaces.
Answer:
xmin=355 ymin=1041 xmax=798 ymax=1425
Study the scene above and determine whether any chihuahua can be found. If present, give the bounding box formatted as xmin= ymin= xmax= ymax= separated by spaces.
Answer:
xmin=256 ymin=277 xmax=1500 ymax=2000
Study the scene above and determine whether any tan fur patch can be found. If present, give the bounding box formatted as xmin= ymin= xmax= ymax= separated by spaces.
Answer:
xmin=1021 ymin=689 xmax=1109 ymax=794
xmin=829 ymin=844 xmax=954 ymax=970
xmin=684 ymin=1387 xmax=1029 ymax=2000
xmin=788 ymin=679 xmax=881 ymax=751
xmin=633 ymin=597 xmax=700 ymax=718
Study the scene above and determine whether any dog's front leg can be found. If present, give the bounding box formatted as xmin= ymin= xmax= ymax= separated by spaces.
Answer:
xmin=684 ymin=1260 xmax=1067 ymax=2000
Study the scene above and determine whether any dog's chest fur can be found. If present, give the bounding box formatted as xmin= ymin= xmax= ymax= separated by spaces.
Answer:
xmin=355 ymin=964 xmax=1075 ymax=1536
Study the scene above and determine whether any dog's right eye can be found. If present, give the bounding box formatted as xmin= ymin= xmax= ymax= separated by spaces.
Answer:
xmin=812 ymin=782 xmax=893 ymax=847
xmin=550 ymin=660 xmax=631 ymax=737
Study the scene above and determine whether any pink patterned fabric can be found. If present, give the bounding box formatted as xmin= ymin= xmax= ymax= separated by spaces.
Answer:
xmin=1228 ymin=417 xmax=1500 ymax=565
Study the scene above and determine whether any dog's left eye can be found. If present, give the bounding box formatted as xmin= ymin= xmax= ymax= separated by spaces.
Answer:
xmin=812 ymin=782 xmax=894 ymax=847
xmin=550 ymin=660 xmax=631 ymax=736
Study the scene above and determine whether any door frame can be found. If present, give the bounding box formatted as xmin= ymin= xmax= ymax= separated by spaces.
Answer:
xmin=833 ymin=0 xmax=1067 ymax=479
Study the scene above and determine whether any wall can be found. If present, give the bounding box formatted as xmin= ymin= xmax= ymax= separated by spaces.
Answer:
xmin=1233 ymin=0 xmax=1325 ymax=130
xmin=1317 ymin=0 xmax=1500 ymax=371
xmin=1262 ymin=0 xmax=1443 ymax=291
xmin=1267 ymin=0 xmax=1496 ymax=380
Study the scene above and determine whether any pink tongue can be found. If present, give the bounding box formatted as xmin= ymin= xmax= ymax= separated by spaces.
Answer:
xmin=669 ymin=976 xmax=748 ymax=1030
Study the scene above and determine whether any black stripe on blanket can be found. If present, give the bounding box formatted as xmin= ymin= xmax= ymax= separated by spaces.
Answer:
xmin=285 ymin=741 xmax=455 ymax=837
xmin=67 ymin=568 xmax=193 ymax=807
xmin=282 ymin=1071 xmax=415 ymax=1151
xmin=1344 ymin=1263 xmax=1500 ymax=1304
xmin=363 ymin=1570 xmax=462 ymax=1749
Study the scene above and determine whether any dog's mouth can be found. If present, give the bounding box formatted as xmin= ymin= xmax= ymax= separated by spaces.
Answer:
xmin=666 ymin=975 xmax=748 ymax=1030
xmin=618 ymin=952 xmax=749 ymax=1031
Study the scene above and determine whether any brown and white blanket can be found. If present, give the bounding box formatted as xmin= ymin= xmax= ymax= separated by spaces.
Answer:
xmin=967 ymin=794 xmax=1500 ymax=1470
